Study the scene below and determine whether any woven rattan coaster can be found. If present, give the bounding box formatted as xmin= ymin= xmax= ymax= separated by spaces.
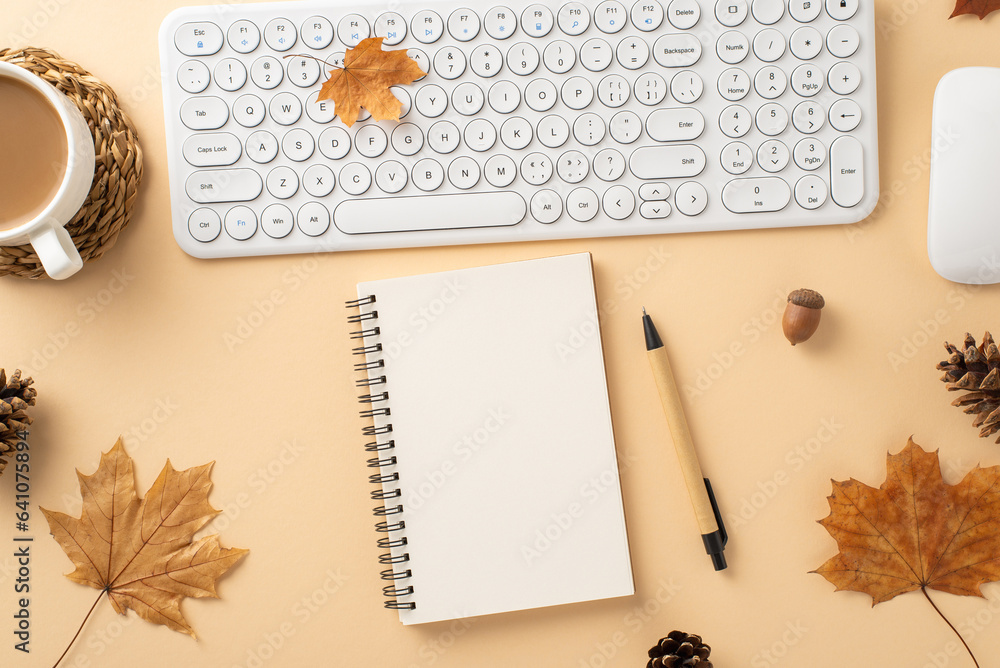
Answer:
xmin=0 ymin=47 xmax=143 ymax=279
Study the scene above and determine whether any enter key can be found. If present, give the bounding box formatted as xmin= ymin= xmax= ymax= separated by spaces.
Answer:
xmin=830 ymin=136 xmax=864 ymax=207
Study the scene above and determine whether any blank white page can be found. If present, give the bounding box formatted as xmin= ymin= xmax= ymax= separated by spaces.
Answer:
xmin=357 ymin=253 xmax=634 ymax=625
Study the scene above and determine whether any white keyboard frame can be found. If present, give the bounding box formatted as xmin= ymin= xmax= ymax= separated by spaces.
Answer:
xmin=159 ymin=0 xmax=879 ymax=259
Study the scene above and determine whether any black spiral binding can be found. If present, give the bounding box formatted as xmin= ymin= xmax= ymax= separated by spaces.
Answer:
xmin=346 ymin=295 xmax=415 ymax=611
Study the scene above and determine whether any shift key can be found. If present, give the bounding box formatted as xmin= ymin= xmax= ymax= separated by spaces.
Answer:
xmin=185 ymin=169 xmax=263 ymax=203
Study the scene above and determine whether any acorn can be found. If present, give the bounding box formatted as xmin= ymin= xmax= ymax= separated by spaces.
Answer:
xmin=782 ymin=289 xmax=824 ymax=346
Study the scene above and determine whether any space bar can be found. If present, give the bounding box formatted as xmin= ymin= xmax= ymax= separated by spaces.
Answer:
xmin=333 ymin=192 xmax=527 ymax=234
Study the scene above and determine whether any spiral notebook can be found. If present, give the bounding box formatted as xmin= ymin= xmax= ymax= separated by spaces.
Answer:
xmin=347 ymin=253 xmax=634 ymax=625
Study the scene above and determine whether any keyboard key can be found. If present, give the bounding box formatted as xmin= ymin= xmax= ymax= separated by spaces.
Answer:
xmin=392 ymin=123 xmax=425 ymax=155
xmin=464 ymin=119 xmax=497 ymax=151
xmin=720 ymin=141 xmax=752 ymax=174
xmin=520 ymin=152 xmax=553 ymax=184
xmin=789 ymin=0 xmax=822 ymax=21
xmin=434 ymin=46 xmax=467 ymax=79
xmin=792 ymin=100 xmax=824 ymax=133
xmin=617 ymin=36 xmax=650 ymax=69
xmin=318 ymin=127 xmax=351 ymax=159
xmin=339 ymin=162 xmax=373 ymax=195
xmin=646 ymin=108 xmax=705 ymax=141
xmin=214 ymin=58 xmax=247 ymax=92
xmin=754 ymin=66 xmax=787 ymax=98
xmin=188 ymin=208 xmax=221 ymax=242
xmin=282 ymin=128 xmax=315 ymax=161
xmin=488 ymin=80 xmax=521 ymax=112
xmin=183 ymin=132 xmax=242 ymax=167
xmin=287 ymin=56 xmax=321 ymax=87
xmin=791 ymin=64 xmax=823 ymax=96
xmin=757 ymin=139 xmax=790 ymax=172
xmin=428 ymin=120 xmax=461 ymax=153
xmin=269 ymin=92 xmax=302 ymax=125
xmin=594 ymin=148 xmax=627 ymax=181
xmin=521 ymin=4 xmax=555 ymax=36
xmin=632 ymin=0 xmax=665 ymax=30
xmin=448 ymin=8 xmax=481 ymax=41
xmin=471 ymin=44 xmax=504 ymax=77
xmin=830 ymin=136 xmax=864 ymax=206
xmin=175 ymin=22 xmax=223 ymax=56
xmin=376 ymin=160 xmax=409 ymax=193
xmin=264 ymin=166 xmax=299 ymax=199
xmin=670 ymin=71 xmax=703 ymax=103
xmin=180 ymin=96 xmax=228 ymax=130
xmin=227 ymin=20 xmax=260 ymax=54
xmin=484 ymin=5 xmax=518 ymax=39
xmin=297 ymin=202 xmax=330 ymax=236
xmin=375 ymin=12 xmax=408 ymax=45
xmin=261 ymin=204 xmax=294 ymax=238
xmin=301 ymin=16 xmax=334 ymax=49
xmin=667 ymin=0 xmax=701 ymax=29
xmin=338 ymin=14 xmax=370 ymax=47
xmin=525 ymin=79 xmax=557 ymax=111
xmin=715 ymin=0 xmax=748 ymax=26
xmin=573 ymin=113 xmax=606 ymax=145
xmin=629 ymin=145 xmax=706 ymax=178
xmin=501 ymin=117 xmax=533 ymax=149
xmin=484 ymin=154 xmax=517 ymax=187
xmin=390 ymin=86 xmax=412 ymax=118
xmin=826 ymin=0 xmax=858 ymax=20
xmin=558 ymin=2 xmax=591 ymax=35
xmin=412 ymin=158 xmax=445 ymax=190
xmin=598 ymin=74 xmax=631 ymax=107
xmin=336 ymin=192 xmax=527 ymax=233
xmin=652 ymin=33 xmax=702 ymax=67
xmin=543 ymin=40 xmax=576 ymax=73
xmin=453 ymin=82 xmax=486 ymax=115
xmin=592 ymin=1 xmax=626 ymax=33
xmin=567 ymin=187 xmax=600 ymax=221
xmin=415 ymin=84 xmax=449 ymax=117
xmin=581 ymin=38 xmax=614 ymax=71
xmin=634 ymin=72 xmax=667 ymax=105
xmin=305 ymin=91 xmax=336 ymax=124
xmin=246 ymin=131 xmax=279 ymax=163
xmin=829 ymin=98 xmax=861 ymax=131
xmin=795 ymin=174 xmax=827 ymax=209
xmin=755 ymin=103 xmax=788 ymax=136
xmin=828 ymin=61 xmax=861 ymax=94
xmin=303 ymin=164 xmax=335 ymax=197
xmin=753 ymin=29 xmax=785 ymax=62
xmin=356 ymin=125 xmax=389 ymax=158
xmin=718 ymin=67 xmax=750 ymax=100
xmin=721 ymin=177 xmax=790 ymax=212
xmin=538 ymin=114 xmax=570 ymax=147
xmin=412 ymin=10 xmax=444 ymax=43
xmin=234 ymin=95 xmax=265 ymax=127
xmin=177 ymin=60 xmax=210 ymax=93
xmin=719 ymin=104 xmax=752 ymax=137
xmin=250 ymin=56 xmax=283 ymax=89
xmin=558 ymin=150 xmax=590 ymax=182
xmin=610 ymin=110 xmax=643 ymax=143
xmin=639 ymin=182 xmax=670 ymax=199
xmin=507 ymin=42 xmax=540 ymax=75
xmin=751 ymin=0 xmax=785 ymax=24
xmin=827 ymin=24 xmax=860 ymax=57
xmin=793 ymin=137 xmax=826 ymax=169
xmin=675 ymin=181 xmax=708 ymax=215
xmin=407 ymin=49 xmax=429 ymax=79
xmin=602 ymin=185 xmax=635 ymax=219
xmin=449 ymin=156 xmax=481 ymax=189
xmin=531 ymin=189 xmax=563 ymax=223
xmin=264 ymin=18 xmax=296 ymax=51
xmin=717 ymin=31 xmax=750 ymax=64
xmin=562 ymin=76 xmax=595 ymax=109
xmin=790 ymin=27 xmax=823 ymax=59
xmin=640 ymin=201 xmax=671 ymax=218
xmin=225 ymin=206 xmax=257 ymax=240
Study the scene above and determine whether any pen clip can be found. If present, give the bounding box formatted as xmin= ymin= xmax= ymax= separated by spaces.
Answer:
xmin=704 ymin=477 xmax=727 ymax=547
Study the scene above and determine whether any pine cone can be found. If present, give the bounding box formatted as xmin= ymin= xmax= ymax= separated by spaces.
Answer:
xmin=0 ymin=369 xmax=36 ymax=477
xmin=646 ymin=631 xmax=712 ymax=668
xmin=937 ymin=332 xmax=1000 ymax=442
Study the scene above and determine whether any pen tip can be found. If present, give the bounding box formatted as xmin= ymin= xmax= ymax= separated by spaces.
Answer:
xmin=642 ymin=306 xmax=646 ymax=315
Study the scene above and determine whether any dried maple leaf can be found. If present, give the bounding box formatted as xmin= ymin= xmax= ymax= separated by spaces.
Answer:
xmin=317 ymin=37 xmax=426 ymax=127
xmin=813 ymin=437 xmax=1000 ymax=665
xmin=41 ymin=438 xmax=248 ymax=640
xmin=950 ymin=0 xmax=1000 ymax=19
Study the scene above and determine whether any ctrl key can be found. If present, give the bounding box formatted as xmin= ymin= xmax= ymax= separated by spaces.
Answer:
xmin=224 ymin=206 xmax=258 ymax=240
xmin=188 ymin=208 xmax=221 ymax=242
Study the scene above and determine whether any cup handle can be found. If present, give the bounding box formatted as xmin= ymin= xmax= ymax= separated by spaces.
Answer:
xmin=29 ymin=223 xmax=84 ymax=280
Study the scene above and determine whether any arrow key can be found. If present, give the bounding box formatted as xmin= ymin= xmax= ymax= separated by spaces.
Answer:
xmin=675 ymin=181 xmax=708 ymax=216
xmin=640 ymin=201 xmax=671 ymax=219
xmin=602 ymin=185 xmax=636 ymax=220
xmin=792 ymin=100 xmax=825 ymax=134
xmin=829 ymin=98 xmax=862 ymax=132
xmin=638 ymin=182 xmax=670 ymax=200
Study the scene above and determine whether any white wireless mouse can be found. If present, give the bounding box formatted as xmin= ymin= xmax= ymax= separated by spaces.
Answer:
xmin=928 ymin=67 xmax=1000 ymax=284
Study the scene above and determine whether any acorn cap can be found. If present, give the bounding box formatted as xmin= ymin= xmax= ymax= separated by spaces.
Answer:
xmin=788 ymin=288 xmax=824 ymax=310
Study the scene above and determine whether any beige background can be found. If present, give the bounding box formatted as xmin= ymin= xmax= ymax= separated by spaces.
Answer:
xmin=1 ymin=0 xmax=999 ymax=666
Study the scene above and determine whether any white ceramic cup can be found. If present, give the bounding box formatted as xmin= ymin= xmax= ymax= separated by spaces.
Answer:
xmin=0 ymin=61 xmax=95 ymax=280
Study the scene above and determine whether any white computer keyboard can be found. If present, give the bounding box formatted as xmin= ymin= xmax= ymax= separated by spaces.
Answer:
xmin=159 ymin=0 xmax=878 ymax=259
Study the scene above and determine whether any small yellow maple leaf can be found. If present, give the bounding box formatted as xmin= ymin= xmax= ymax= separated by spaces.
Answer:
xmin=41 ymin=438 xmax=248 ymax=638
xmin=317 ymin=36 xmax=426 ymax=127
